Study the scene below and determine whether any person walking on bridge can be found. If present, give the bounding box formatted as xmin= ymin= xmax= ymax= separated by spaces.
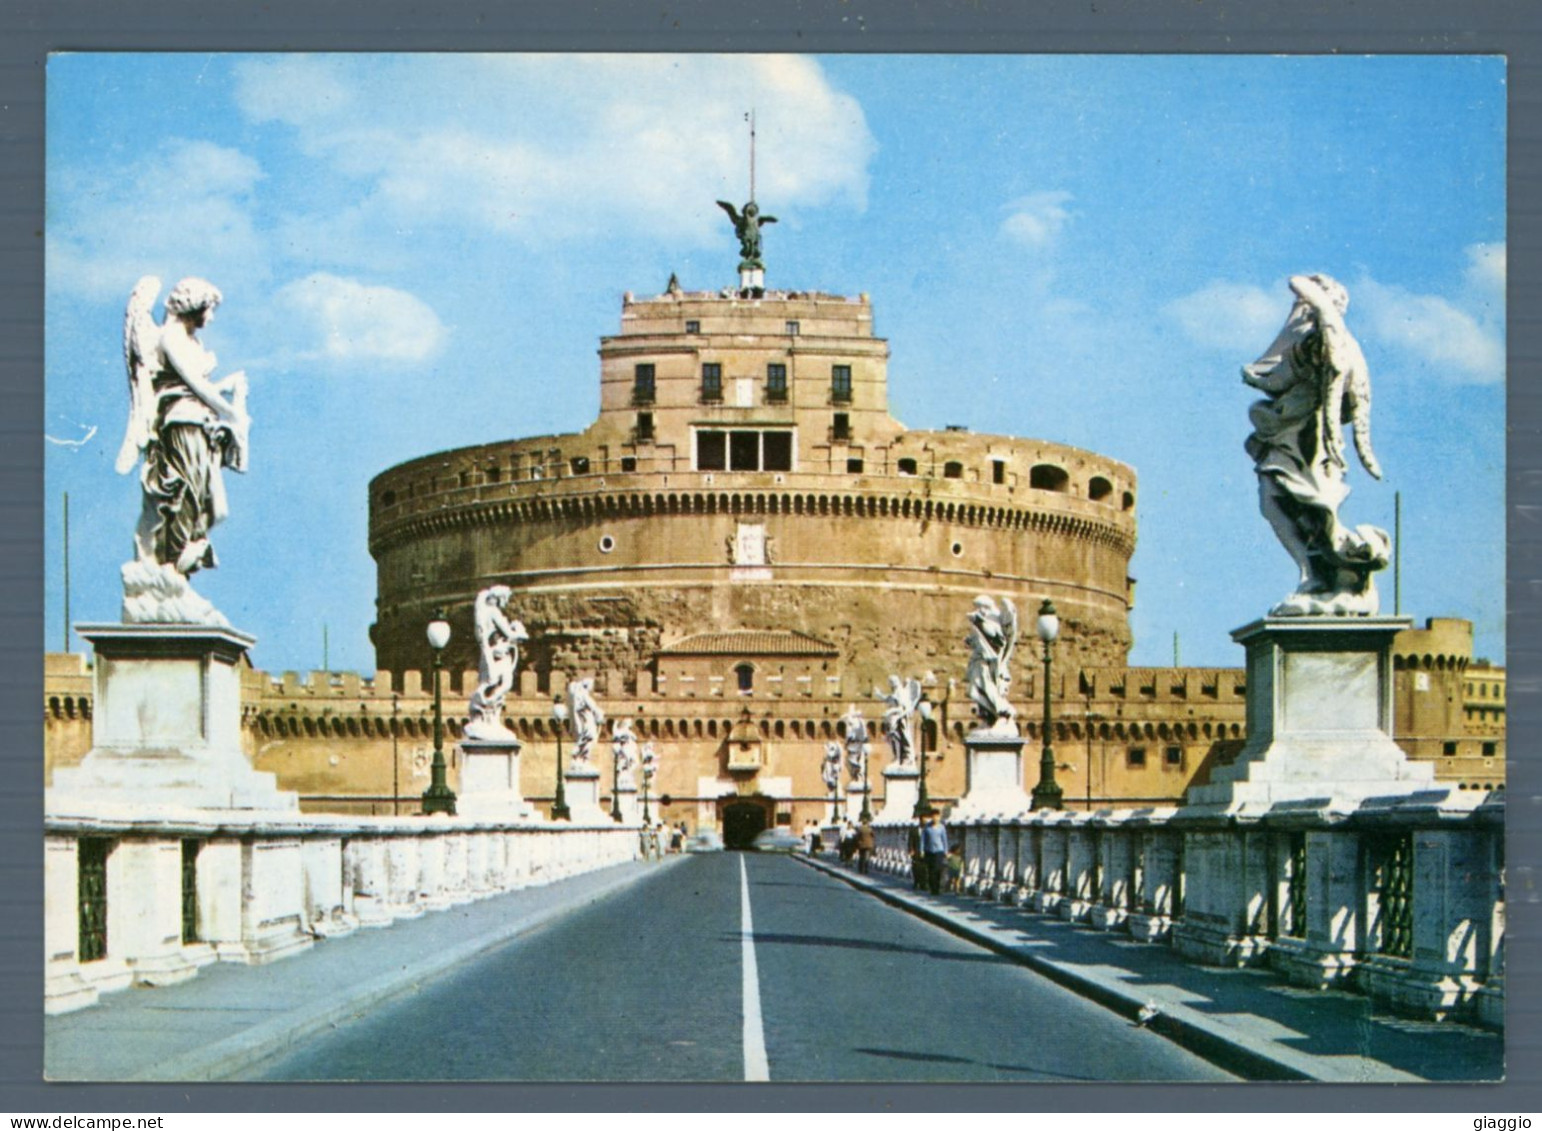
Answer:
xmin=919 ymin=810 xmax=949 ymax=895
xmin=854 ymin=817 xmax=876 ymax=875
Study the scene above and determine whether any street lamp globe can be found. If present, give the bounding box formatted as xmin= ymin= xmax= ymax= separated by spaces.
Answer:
xmin=550 ymin=697 xmax=571 ymax=821
xmin=420 ymin=607 xmax=457 ymax=816
xmin=1036 ymin=598 xmax=1060 ymax=644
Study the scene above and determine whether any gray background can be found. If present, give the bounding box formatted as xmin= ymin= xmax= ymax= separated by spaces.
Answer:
xmin=2 ymin=0 xmax=1536 ymax=1113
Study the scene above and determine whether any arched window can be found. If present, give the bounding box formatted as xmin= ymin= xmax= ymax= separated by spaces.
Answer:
xmin=943 ymin=461 xmax=964 ymax=479
xmin=897 ymin=458 xmax=918 ymax=476
xmin=1029 ymin=464 xmax=1069 ymax=492
xmin=1088 ymin=476 xmax=1113 ymax=502
xmin=735 ymin=664 xmax=755 ymax=693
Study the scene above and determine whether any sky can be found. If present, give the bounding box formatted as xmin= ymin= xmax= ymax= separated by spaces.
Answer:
xmin=43 ymin=54 xmax=1506 ymax=676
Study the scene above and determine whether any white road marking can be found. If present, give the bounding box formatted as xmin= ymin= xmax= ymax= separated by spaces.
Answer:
xmin=739 ymin=855 xmax=770 ymax=1081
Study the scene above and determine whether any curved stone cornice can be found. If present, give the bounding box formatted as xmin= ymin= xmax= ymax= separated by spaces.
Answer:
xmin=370 ymin=483 xmax=1136 ymax=559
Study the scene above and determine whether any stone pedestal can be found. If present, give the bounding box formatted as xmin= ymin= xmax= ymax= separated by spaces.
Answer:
xmin=951 ymin=730 xmax=1031 ymax=819
xmin=877 ymin=765 xmax=920 ymax=821
xmin=739 ymin=266 xmax=765 ymax=294
xmin=844 ymin=783 xmax=872 ymax=822
xmin=458 ymin=737 xmax=535 ymax=819
xmin=1176 ymin=616 xmax=1434 ymax=968
xmin=615 ymin=783 xmax=640 ymax=825
xmin=561 ymin=765 xmax=608 ymax=823
xmin=1184 ymin=617 xmax=1431 ymax=816
xmin=50 ymin=624 xmax=297 ymax=812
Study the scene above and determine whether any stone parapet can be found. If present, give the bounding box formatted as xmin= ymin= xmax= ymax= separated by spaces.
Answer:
xmin=44 ymin=808 xmax=640 ymax=1014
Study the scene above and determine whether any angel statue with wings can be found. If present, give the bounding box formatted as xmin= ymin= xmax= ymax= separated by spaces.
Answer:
xmin=116 ymin=276 xmax=249 ymax=623
xmin=1243 ymin=274 xmax=1389 ymax=616
xmin=873 ymin=675 xmax=923 ymax=768
xmin=611 ymin=719 xmax=639 ymax=790
xmin=842 ymin=704 xmax=870 ymax=781
xmin=566 ymin=677 xmax=605 ymax=766
xmin=465 ymin=586 xmax=529 ymax=741
xmin=965 ymin=595 xmax=1018 ymax=734
xmin=821 ymin=740 xmax=843 ymax=792
xmin=716 ymin=199 xmax=777 ymax=270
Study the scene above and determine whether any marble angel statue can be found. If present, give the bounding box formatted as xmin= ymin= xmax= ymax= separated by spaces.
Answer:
xmin=566 ymin=678 xmax=605 ymax=766
xmin=1243 ymin=274 xmax=1389 ymax=616
xmin=842 ymin=705 xmax=870 ymax=780
xmin=821 ymin=740 xmax=843 ymax=792
xmin=873 ymin=675 xmax=923 ymax=767
xmin=465 ymin=586 xmax=528 ymax=741
xmin=611 ymin=719 xmax=639 ymax=789
xmin=965 ymin=595 xmax=1018 ymax=732
xmin=116 ymin=276 xmax=250 ymax=623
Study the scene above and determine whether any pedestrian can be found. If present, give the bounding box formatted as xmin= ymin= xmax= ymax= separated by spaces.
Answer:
xmin=854 ymin=817 xmax=876 ymax=875
xmin=919 ymin=809 xmax=949 ymax=895
xmin=671 ymin=823 xmax=684 ymax=853
xmin=907 ymin=816 xmax=925 ymax=889
xmin=945 ymin=845 xmax=964 ymax=893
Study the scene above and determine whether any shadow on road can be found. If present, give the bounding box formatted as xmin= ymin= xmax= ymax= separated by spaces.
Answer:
xmin=731 ymin=929 xmax=1008 ymax=965
xmin=852 ymin=1046 xmax=1106 ymax=1081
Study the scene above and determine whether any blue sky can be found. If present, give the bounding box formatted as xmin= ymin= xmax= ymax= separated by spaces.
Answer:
xmin=44 ymin=54 xmax=1506 ymax=675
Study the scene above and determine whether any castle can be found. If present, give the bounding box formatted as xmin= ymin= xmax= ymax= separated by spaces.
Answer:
xmin=43 ymin=240 xmax=1505 ymax=844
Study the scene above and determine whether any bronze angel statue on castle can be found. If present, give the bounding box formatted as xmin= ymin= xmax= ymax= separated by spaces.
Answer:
xmin=116 ymin=276 xmax=250 ymax=624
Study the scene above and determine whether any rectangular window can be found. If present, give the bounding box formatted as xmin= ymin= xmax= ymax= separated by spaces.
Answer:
xmin=786 ymin=320 xmax=800 ymax=335
xmin=730 ymin=430 xmax=759 ymax=471
xmin=1443 ymin=741 xmax=1458 ymax=756
xmin=992 ymin=459 xmax=1006 ymax=485
xmin=636 ymin=413 xmax=655 ymax=443
xmin=831 ymin=364 xmax=853 ymax=403
xmin=697 ymin=430 xmax=726 ymax=470
xmin=1164 ymin=745 xmax=1183 ymax=767
xmin=766 ymin=363 xmax=788 ymax=403
xmin=846 ymin=458 xmax=864 ymax=474
xmin=570 ymin=456 xmax=590 ymax=476
xmin=1127 ymin=747 xmax=1147 ymax=768
xmin=633 ymin=364 xmax=655 ymax=405
xmin=685 ymin=320 xmax=700 ymax=334
xmin=620 ymin=456 xmax=637 ymax=473
xmin=701 ymin=363 xmax=723 ymax=403
xmin=763 ymin=431 xmax=793 ymax=471
xmin=833 ymin=412 xmax=851 ymax=441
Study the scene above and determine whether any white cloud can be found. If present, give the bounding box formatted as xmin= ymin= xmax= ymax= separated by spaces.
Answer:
xmin=229 ymin=54 xmax=875 ymax=247
xmin=47 ymin=139 xmax=267 ymax=302
xmin=1162 ymin=281 xmax=1283 ymax=353
xmin=232 ymin=55 xmax=357 ymax=128
xmin=1000 ymin=191 xmax=1073 ymax=248
xmin=1165 ymin=263 xmax=1505 ymax=386
xmin=1357 ymin=277 xmax=1504 ymax=384
xmin=273 ymin=273 xmax=446 ymax=363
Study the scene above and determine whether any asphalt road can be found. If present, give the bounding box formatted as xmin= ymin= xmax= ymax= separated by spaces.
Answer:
xmin=249 ymin=852 xmax=1235 ymax=1082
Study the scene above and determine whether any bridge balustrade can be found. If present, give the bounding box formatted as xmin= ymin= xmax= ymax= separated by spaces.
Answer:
xmin=870 ymin=789 xmax=1503 ymax=1025
xmin=44 ymin=814 xmax=639 ymax=1015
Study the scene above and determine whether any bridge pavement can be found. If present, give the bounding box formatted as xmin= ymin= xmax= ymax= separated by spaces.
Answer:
xmin=44 ymin=850 xmax=1500 ymax=1083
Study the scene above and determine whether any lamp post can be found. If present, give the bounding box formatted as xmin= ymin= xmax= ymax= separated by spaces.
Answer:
xmin=1031 ymin=598 xmax=1064 ymax=810
xmin=420 ymin=608 xmax=457 ymax=816
xmin=610 ymin=733 xmax=624 ymax=823
xmin=641 ymin=759 xmax=653 ymax=826
xmin=915 ymin=698 xmax=934 ymax=817
xmin=550 ymin=698 xmax=571 ymax=821
xmin=860 ymin=731 xmax=872 ymax=822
